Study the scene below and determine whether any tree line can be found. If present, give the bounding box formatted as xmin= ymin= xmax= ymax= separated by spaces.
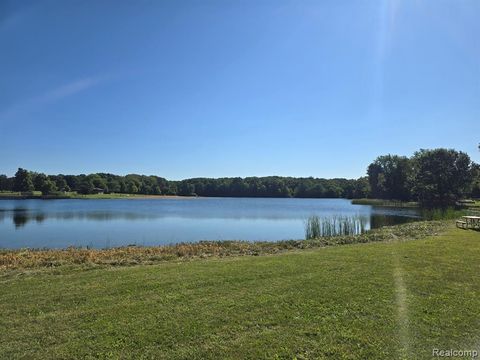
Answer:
xmin=367 ymin=148 xmax=480 ymax=206
xmin=0 ymin=170 xmax=369 ymax=199
xmin=1 ymin=147 xmax=478 ymax=205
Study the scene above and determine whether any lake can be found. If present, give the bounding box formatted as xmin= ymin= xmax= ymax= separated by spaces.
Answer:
xmin=0 ymin=198 xmax=421 ymax=249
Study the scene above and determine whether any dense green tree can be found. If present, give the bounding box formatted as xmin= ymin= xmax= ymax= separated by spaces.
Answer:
xmin=469 ymin=163 xmax=480 ymax=198
xmin=32 ymin=173 xmax=60 ymax=194
xmin=0 ymin=175 xmax=12 ymax=191
xmin=367 ymin=162 xmax=386 ymax=198
xmin=179 ymin=182 xmax=195 ymax=196
xmin=107 ymin=179 xmax=121 ymax=193
xmin=64 ymin=175 xmax=79 ymax=192
xmin=474 ymin=144 xmax=480 ymax=197
xmin=53 ymin=176 xmax=69 ymax=192
xmin=140 ymin=183 xmax=152 ymax=195
xmin=352 ymin=176 xmax=370 ymax=198
xmin=33 ymin=173 xmax=48 ymax=191
xmin=127 ymin=182 xmax=139 ymax=194
xmin=13 ymin=168 xmax=34 ymax=192
xmin=78 ymin=178 xmax=94 ymax=194
xmin=89 ymin=174 xmax=107 ymax=191
xmin=163 ymin=183 xmax=177 ymax=195
xmin=412 ymin=149 xmax=472 ymax=206
xmin=40 ymin=178 xmax=58 ymax=195
xmin=367 ymin=155 xmax=412 ymax=201
xmin=324 ymin=183 xmax=342 ymax=198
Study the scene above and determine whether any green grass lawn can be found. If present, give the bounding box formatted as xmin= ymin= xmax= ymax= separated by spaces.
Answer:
xmin=1 ymin=227 xmax=479 ymax=359
xmin=0 ymin=191 xmax=42 ymax=197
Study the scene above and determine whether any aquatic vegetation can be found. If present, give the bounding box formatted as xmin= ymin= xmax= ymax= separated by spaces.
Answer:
xmin=305 ymin=215 xmax=368 ymax=239
xmin=0 ymin=226 xmax=479 ymax=359
xmin=0 ymin=220 xmax=450 ymax=271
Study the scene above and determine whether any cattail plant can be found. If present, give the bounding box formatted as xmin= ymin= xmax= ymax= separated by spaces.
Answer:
xmin=305 ymin=215 xmax=368 ymax=239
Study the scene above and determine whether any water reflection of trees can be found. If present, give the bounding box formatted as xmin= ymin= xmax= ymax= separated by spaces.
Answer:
xmin=9 ymin=209 xmax=159 ymax=228
xmin=13 ymin=211 xmax=29 ymax=228
xmin=6 ymin=208 xmax=423 ymax=230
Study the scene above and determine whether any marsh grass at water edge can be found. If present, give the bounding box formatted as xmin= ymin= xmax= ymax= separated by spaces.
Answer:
xmin=305 ymin=215 xmax=368 ymax=239
xmin=304 ymin=208 xmax=474 ymax=240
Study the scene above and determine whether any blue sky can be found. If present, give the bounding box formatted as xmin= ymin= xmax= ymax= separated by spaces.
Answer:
xmin=1 ymin=0 xmax=479 ymax=179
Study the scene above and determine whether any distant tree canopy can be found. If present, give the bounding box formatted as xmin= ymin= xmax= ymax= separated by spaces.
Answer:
xmin=367 ymin=148 xmax=478 ymax=206
xmin=0 ymin=170 xmax=369 ymax=199
xmin=0 ymin=175 xmax=12 ymax=192
xmin=1 ymin=147 xmax=477 ymax=205
xmin=13 ymin=168 xmax=34 ymax=193
xmin=173 ymin=176 xmax=369 ymax=199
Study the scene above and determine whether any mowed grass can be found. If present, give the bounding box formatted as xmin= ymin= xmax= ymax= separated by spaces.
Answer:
xmin=1 ymin=228 xmax=479 ymax=359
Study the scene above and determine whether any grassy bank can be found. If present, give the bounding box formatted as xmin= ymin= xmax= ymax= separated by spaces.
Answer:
xmin=0 ymin=224 xmax=479 ymax=359
xmin=1 ymin=221 xmax=448 ymax=271
xmin=351 ymin=198 xmax=419 ymax=207
xmin=0 ymin=191 xmax=194 ymax=200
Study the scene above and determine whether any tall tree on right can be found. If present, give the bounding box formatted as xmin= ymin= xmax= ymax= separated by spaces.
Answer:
xmin=471 ymin=143 xmax=480 ymax=198
xmin=412 ymin=149 xmax=472 ymax=206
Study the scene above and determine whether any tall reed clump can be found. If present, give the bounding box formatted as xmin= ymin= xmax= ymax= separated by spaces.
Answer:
xmin=0 ymin=220 xmax=449 ymax=271
xmin=305 ymin=216 xmax=321 ymax=240
xmin=305 ymin=215 xmax=368 ymax=239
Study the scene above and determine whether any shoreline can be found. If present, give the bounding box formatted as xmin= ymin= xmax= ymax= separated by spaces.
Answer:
xmin=1 ymin=221 xmax=478 ymax=359
xmin=0 ymin=193 xmax=199 ymax=200
xmin=351 ymin=198 xmax=420 ymax=207
xmin=0 ymin=220 xmax=450 ymax=271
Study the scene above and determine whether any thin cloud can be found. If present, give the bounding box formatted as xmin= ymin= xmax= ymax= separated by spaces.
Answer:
xmin=35 ymin=77 xmax=101 ymax=105
xmin=0 ymin=76 xmax=103 ymax=122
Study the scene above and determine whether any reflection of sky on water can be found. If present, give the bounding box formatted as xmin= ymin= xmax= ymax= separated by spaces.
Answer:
xmin=0 ymin=198 xmax=421 ymax=249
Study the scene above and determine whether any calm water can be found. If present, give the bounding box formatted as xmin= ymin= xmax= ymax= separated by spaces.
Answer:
xmin=0 ymin=198 xmax=421 ymax=249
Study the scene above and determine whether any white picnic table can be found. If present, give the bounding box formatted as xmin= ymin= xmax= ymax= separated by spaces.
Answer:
xmin=457 ymin=216 xmax=480 ymax=230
